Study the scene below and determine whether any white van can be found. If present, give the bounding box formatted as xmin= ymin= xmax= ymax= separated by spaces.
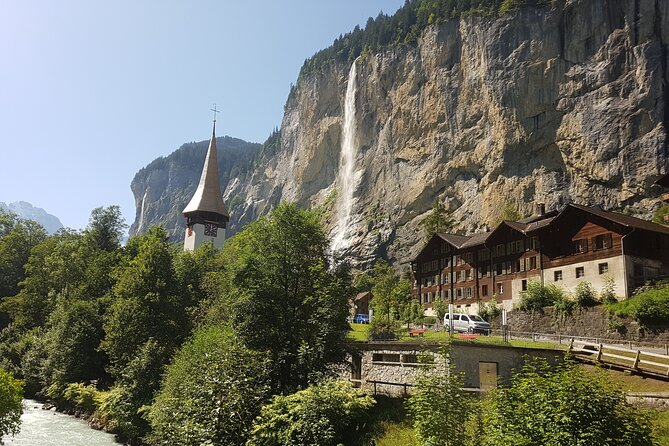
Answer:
xmin=444 ymin=313 xmax=490 ymax=334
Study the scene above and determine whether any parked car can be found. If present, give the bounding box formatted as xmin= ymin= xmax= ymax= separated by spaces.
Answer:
xmin=444 ymin=313 xmax=490 ymax=334
xmin=352 ymin=314 xmax=370 ymax=324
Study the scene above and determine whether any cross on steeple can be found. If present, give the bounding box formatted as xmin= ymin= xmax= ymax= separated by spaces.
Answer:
xmin=211 ymin=104 xmax=219 ymax=124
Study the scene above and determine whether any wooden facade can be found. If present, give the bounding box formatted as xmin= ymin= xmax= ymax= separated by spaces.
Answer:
xmin=411 ymin=204 xmax=669 ymax=313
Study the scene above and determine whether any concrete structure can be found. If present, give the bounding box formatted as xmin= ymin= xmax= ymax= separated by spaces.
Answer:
xmin=183 ymin=120 xmax=230 ymax=251
xmin=347 ymin=341 xmax=563 ymax=396
xmin=411 ymin=204 xmax=669 ymax=314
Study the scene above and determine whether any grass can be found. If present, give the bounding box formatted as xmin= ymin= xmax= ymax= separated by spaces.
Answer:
xmin=347 ymin=324 xmax=564 ymax=351
xmin=375 ymin=421 xmax=417 ymax=446
xmin=646 ymin=409 xmax=669 ymax=446
xmin=579 ymin=363 xmax=669 ymax=393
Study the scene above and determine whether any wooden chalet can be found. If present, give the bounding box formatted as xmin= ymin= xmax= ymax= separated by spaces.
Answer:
xmin=411 ymin=204 xmax=669 ymax=314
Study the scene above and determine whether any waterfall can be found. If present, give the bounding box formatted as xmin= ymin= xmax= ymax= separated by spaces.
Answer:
xmin=331 ymin=61 xmax=360 ymax=253
xmin=137 ymin=190 xmax=148 ymax=233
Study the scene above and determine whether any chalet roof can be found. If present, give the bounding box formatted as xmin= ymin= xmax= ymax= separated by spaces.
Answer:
xmin=353 ymin=291 xmax=371 ymax=302
xmin=459 ymin=231 xmax=491 ymax=249
xmin=183 ymin=124 xmax=230 ymax=218
xmin=436 ymin=233 xmax=470 ymax=248
xmin=656 ymin=173 xmax=669 ymax=187
xmin=567 ymin=204 xmax=669 ymax=235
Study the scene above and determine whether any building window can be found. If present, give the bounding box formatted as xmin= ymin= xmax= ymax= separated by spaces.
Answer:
xmin=517 ymin=258 xmax=525 ymax=272
xmin=593 ymin=233 xmax=613 ymax=250
xmin=598 ymin=263 xmax=609 ymax=274
xmin=496 ymin=263 xmax=503 ymax=275
xmin=554 ymin=270 xmax=563 ymax=281
xmin=482 ymin=284 xmax=488 ymax=296
xmin=479 ymin=249 xmax=489 ymax=261
xmin=464 ymin=252 xmax=473 ymax=264
xmin=528 ymin=256 xmax=537 ymax=270
xmin=576 ymin=266 xmax=585 ymax=278
xmin=572 ymin=239 xmax=588 ymax=254
xmin=522 ymin=279 xmax=528 ymax=291
xmin=456 ymin=288 xmax=463 ymax=299
xmin=495 ymin=244 xmax=505 ymax=257
xmin=515 ymin=240 xmax=523 ymax=253
xmin=530 ymin=236 xmax=539 ymax=250
xmin=465 ymin=287 xmax=472 ymax=298
xmin=497 ymin=283 xmax=504 ymax=294
xmin=465 ymin=269 xmax=472 ymax=281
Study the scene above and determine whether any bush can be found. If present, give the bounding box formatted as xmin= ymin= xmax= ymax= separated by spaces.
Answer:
xmin=574 ymin=281 xmax=598 ymax=307
xmin=368 ymin=318 xmax=399 ymax=341
xmin=600 ymin=276 xmax=618 ymax=304
xmin=407 ymin=348 xmax=475 ymax=446
xmin=46 ymin=382 xmax=101 ymax=415
xmin=246 ymin=379 xmax=375 ymax=446
xmin=148 ymin=326 xmax=271 ymax=446
xmin=479 ymin=298 xmax=502 ymax=322
xmin=0 ymin=368 xmax=23 ymax=440
xmin=608 ymin=283 xmax=669 ymax=325
xmin=518 ymin=281 xmax=565 ymax=312
xmin=483 ymin=359 xmax=653 ymax=445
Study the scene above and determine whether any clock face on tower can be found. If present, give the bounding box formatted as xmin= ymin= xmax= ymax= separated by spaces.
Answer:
xmin=204 ymin=223 xmax=218 ymax=237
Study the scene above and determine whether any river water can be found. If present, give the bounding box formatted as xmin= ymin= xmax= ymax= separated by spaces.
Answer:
xmin=5 ymin=400 xmax=120 ymax=445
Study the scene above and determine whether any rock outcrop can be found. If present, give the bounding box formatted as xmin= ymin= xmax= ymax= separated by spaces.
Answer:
xmin=133 ymin=0 xmax=669 ymax=266
xmin=0 ymin=201 xmax=63 ymax=234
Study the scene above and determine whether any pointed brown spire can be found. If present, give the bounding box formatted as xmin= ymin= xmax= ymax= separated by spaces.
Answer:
xmin=182 ymin=123 xmax=230 ymax=219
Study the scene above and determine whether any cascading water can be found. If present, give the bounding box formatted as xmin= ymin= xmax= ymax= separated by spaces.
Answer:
xmin=330 ymin=61 xmax=360 ymax=253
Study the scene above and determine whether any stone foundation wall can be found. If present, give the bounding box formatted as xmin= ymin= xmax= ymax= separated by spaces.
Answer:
xmin=491 ymin=306 xmax=669 ymax=343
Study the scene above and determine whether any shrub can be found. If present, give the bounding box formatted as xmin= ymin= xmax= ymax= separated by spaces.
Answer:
xmin=553 ymin=293 xmax=576 ymax=316
xmin=246 ymin=379 xmax=375 ymax=446
xmin=148 ymin=326 xmax=271 ymax=446
xmin=407 ymin=348 xmax=475 ymax=446
xmin=518 ymin=281 xmax=565 ymax=312
xmin=574 ymin=281 xmax=598 ymax=307
xmin=0 ymin=368 xmax=23 ymax=440
xmin=607 ymin=283 xmax=669 ymax=325
xmin=479 ymin=298 xmax=502 ymax=322
xmin=483 ymin=359 xmax=653 ymax=445
xmin=600 ymin=276 xmax=618 ymax=304
xmin=62 ymin=383 xmax=101 ymax=415
xmin=368 ymin=318 xmax=399 ymax=341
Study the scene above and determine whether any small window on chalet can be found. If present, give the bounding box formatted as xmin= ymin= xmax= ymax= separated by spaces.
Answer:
xmin=465 ymin=287 xmax=472 ymax=298
xmin=496 ymin=263 xmax=503 ymax=275
xmin=515 ymin=240 xmax=523 ymax=253
xmin=495 ymin=244 xmax=505 ymax=257
xmin=521 ymin=279 xmax=528 ymax=291
xmin=497 ymin=283 xmax=504 ymax=294
xmin=598 ymin=263 xmax=609 ymax=274
xmin=456 ymin=288 xmax=463 ymax=299
xmin=576 ymin=266 xmax=585 ymax=278
xmin=479 ymin=249 xmax=490 ymax=261
xmin=464 ymin=252 xmax=473 ymax=264
xmin=554 ymin=270 xmax=563 ymax=281
xmin=528 ymin=256 xmax=538 ymax=270
xmin=593 ymin=233 xmax=613 ymax=250
xmin=530 ymin=236 xmax=539 ymax=250
xmin=572 ymin=239 xmax=588 ymax=254
xmin=482 ymin=284 xmax=488 ymax=296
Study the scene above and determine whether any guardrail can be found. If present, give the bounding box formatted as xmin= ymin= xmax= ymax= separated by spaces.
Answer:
xmin=568 ymin=339 xmax=669 ymax=376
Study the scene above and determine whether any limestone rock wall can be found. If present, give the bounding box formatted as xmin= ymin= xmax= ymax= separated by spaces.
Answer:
xmin=132 ymin=0 xmax=669 ymax=263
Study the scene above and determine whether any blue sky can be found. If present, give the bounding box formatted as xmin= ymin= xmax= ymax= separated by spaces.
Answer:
xmin=0 ymin=0 xmax=405 ymax=230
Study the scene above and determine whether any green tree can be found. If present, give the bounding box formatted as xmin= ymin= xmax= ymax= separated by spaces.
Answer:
xmin=482 ymin=359 xmax=653 ymax=445
xmin=246 ymin=379 xmax=375 ymax=446
xmin=422 ymin=199 xmax=454 ymax=237
xmin=407 ymin=348 xmax=474 ymax=446
xmin=227 ymin=204 xmax=351 ymax=392
xmin=518 ymin=281 xmax=565 ymax=312
xmin=370 ymin=261 xmax=413 ymax=322
xmin=85 ymin=205 xmax=127 ymax=252
xmin=0 ymin=368 xmax=23 ymax=440
xmin=148 ymin=326 xmax=271 ymax=446
xmin=102 ymin=227 xmax=184 ymax=378
xmin=0 ymin=217 xmax=47 ymax=301
xmin=494 ymin=203 xmax=522 ymax=226
xmin=652 ymin=204 xmax=669 ymax=226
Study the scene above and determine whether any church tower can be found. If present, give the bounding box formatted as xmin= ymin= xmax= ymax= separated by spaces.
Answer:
xmin=183 ymin=116 xmax=230 ymax=251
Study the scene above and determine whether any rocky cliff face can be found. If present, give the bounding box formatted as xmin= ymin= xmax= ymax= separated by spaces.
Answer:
xmin=129 ymin=137 xmax=261 ymax=239
xmin=133 ymin=0 xmax=669 ymax=265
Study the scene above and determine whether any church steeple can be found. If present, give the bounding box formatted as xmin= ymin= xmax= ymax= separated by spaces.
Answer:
xmin=183 ymin=108 xmax=230 ymax=251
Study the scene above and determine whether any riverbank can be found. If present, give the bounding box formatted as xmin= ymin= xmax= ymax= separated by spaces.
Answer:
xmin=5 ymin=399 xmax=120 ymax=445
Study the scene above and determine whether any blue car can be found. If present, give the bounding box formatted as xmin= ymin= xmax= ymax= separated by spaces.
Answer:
xmin=353 ymin=314 xmax=369 ymax=324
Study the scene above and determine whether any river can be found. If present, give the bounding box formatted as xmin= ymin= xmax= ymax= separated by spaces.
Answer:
xmin=5 ymin=400 xmax=120 ymax=445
